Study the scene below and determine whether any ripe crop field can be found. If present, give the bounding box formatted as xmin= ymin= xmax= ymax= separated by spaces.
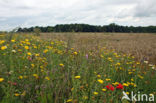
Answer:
xmin=0 ymin=33 xmax=156 ymax=103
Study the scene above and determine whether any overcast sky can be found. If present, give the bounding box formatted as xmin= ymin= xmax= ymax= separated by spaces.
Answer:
xmin=0 ymin=0 xmax=156 ymax=30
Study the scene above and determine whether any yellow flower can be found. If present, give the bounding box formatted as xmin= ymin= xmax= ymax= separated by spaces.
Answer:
xmin=149 ymin=94 xmax=153 ymax=96
xmin=127 ymin=82 xmax=130 ymax=85
xmin=59 ymin=63 xmax=64 ymax=67
xmin=11 ymin=40 xmax=15 ymax=42
xmin=1 ymin=46 xmax=7 ymax=50
xmin=45 ymin=76 xmax=50 ymax=80
xmin=75 ymin=76 xmax=81 ymax=79
xmin=33 ymin=45 xmax=37 ymax=49
xmin=27 ymin=52 xmax=32 ymax=56
xmin=31 ymin=64 xmax=35 ymax=68
xmin=136 ymin=62 xmax=140 ymax=65
xmin=112 ymin=82 xmax=119 ymax=86
xmin=138 ymin=75 xmax=144 ymax=79
xmin=40 ymin=66 xmax=44 ymax=69
xmin=97 ymin=79 xmax=104 ymax=84
xmin=66 ymin=99 xmax=72 ymax=102
xmin=134 ymin=84 xmax=137 ymax=87
xmin=35 ymin=53 xmax=40 ymax=57
xmin=0 ymin=78 xmax=4 ymax=82
xmin=18 ymin=76 xmax=23 ymax=79
xmin=123 ymin=83 xmax=129 ymax=87
xmin=71 ymin=88 xmax=74 ymax=91
xmin=131 ymin=78 xmax=134 ymax=81
xmin=106 ymin=78 xmax=111 ymax=81
xmin=116 ymin=62 xmax=121 ymax=66
xmin=24 ymin=46 xmax=29 ymax=50
xmin=126 ymin=92 xmax=129 ymax=95
xmin=14 ymin=93 xmax=20 ymax=96
xmin=93 ymin=92 xmax=98 ymax=95
xmin=0 ymin=40 xmax=5 ymax=44
xmin=132 ymin=69 xmax=136 ymax=72
xmin=102 ymin=88 xmax=106 ymax=92
xmin=97 ymin=75 xmax=101 ymax=78
xmin=33 ymin=74 xmax=39 ymax=79
xmin=43 ymin=49 xmax=48 ymax=53
xmin=25 ymin=39 xmax=29 ymax=42
xmin=73 ymin=51 xmax=78 ymax=55
xmin=128 ymin=72 xmax=133 ymax=75
xmin=130 ymin=82 xmax=134 ymax=86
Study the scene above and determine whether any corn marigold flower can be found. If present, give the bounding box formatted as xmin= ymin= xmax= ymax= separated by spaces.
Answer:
xmin=123 ymin=83 xmax=129 ymax=87
xmin=0 ymin=78 xmax=4 ymax=82
xmin=102 ymin=88 xmax=107 ymax=92
xmin=33 ymin=45 xmax=37 ymax=49
xmin=131 ymin=78 xmax=134 ymax=81
xmin=75 ymin=76 xmax=81 ymax=79
xmin=31 ymin=64 xmax=35 ymax=68
xmin=93 ymin=92 xmax=98 ymax=95
xmin=45 ymin=76 xmax=50 ymax=80
xmin=1 ymin=46 xmax=7 ymax=50
xmin=97 ymin=75 xmax=101 ymax=78
xmin=116 ymin=62 xmax=121 ymax=66
xmin=106 ymin=78 xmax=111 ymax=81
xmin=136 ymin=62 xmax=140 ymax=65
xmin=59 ymin=63 xmax=64 ymax=67
xmin=133 ymin=84 xmax=137 ymax=87
xmin=138 ymin=75 xmax=144 ymax=79
xmin=43 ymin=49 xmax=48 ymax=53
xmin=0 ymin=40 xmax=5 ymax=44
xmin=97 ymin=79 xmax=104 ymax=84
xmin=27 ymin=52 xmax=32 ymax=56
xmin=33 ymin=74 xmax=39 ymax=79
xmin=112 ymin=82 xmax=119 ymax=86
xmin=126 ymin=92 xmax=129 ymax=95
xmin=71 ymin=88 xmax=74 ymax=91
xmin=66 ymin=99 xmax=72 ymax=102
xmin=35 ymin=53 xmax=40 ymax=57
xmin=24 ymin=46 xmax=29 ymax=50
xmin=14 ymin=93 xmax=20 ymax=96
xmin=11 ymin=40 xmax=15 ymax=42
xmin=73 ymin=51 xmax=78 ymax=55
xmin=18 ymin=76 xmax=23 ymax=79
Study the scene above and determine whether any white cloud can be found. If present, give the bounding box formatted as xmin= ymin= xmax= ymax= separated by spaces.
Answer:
xmin=0 ymin=0 xmax=155 ymax=30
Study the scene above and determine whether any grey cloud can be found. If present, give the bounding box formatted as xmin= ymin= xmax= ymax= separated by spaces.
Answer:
xmin=134 ymin=0 xmax=156 ymax=17
xmin=0 ymin=0 xmax=155 ymax=30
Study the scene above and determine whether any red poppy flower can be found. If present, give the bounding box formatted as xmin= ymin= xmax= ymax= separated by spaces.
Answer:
xmin=116 ymin=83 xmax=124 ymax=89
xmin=12 ymin=82 xmax=17 ymax=86
xmin=106 ymin=84 xmax=115 ymax=91
xmin=110 ymin=86 xmax=115 ymax=91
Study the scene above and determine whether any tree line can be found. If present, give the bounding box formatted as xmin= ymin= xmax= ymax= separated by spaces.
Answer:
xmin=17 ymin=23 xmax=156 ymax=33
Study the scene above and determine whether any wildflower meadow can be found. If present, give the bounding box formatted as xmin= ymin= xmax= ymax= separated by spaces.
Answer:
xmin=0 ymin=33 xmax=155 ymax=103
